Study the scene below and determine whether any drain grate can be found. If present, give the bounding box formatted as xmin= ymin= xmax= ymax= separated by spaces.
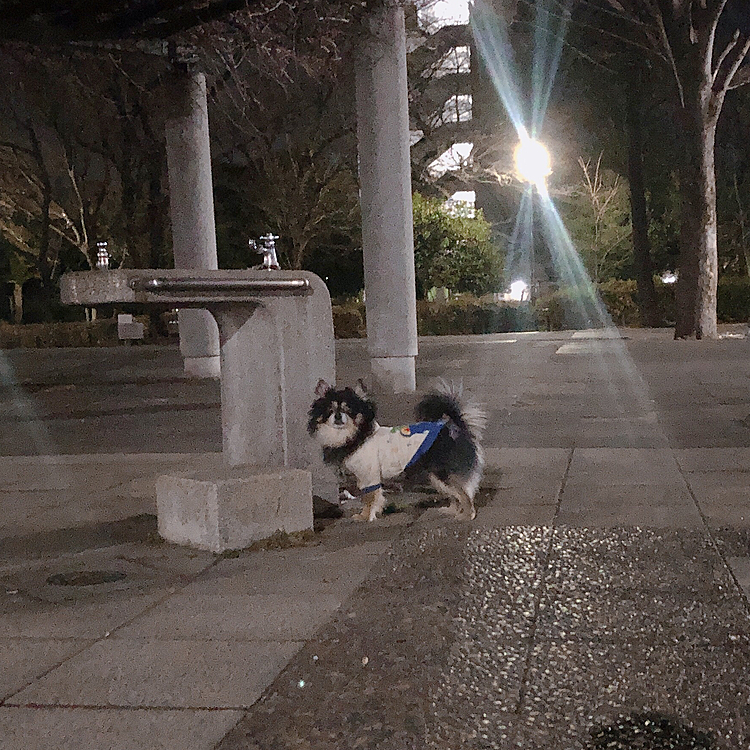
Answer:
xmin=588 ymin=713 xmax=714 ymax=749
xmin=47 ymin=570 xmax=127 ymax=587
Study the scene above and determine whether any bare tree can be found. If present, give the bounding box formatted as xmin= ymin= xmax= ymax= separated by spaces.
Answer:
xmin=603 ymin=0 xmax=750 ymax=338
xmin=195 ymin=2 xmax=364 ymax=272
xmin=574 ymin=153 xmax=631 ymax=282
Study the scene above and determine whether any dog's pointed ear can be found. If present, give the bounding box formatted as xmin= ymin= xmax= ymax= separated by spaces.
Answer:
xmin=354 ymin=379 xmax=369 ymax=399
xmin=315 ymin=379 xmax=331 ymax=398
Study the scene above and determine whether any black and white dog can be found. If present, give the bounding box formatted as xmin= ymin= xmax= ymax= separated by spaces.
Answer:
xmin=308 ymin=379 xmax=485 ymax=521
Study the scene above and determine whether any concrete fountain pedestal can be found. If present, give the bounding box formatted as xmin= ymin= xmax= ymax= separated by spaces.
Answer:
xmin=61 ymin=269 xmax=337 ymax=552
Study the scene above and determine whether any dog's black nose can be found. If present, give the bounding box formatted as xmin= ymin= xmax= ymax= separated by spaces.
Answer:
xmin=334 ymin=413 xmax=344 ymax=424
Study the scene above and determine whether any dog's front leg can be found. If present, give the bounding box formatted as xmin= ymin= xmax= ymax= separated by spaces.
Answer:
xmin=352 ymin=487 xmax=387 ymax=522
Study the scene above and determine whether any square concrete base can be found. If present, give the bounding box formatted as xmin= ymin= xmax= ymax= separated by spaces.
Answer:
xmin=156 ymin=468 xmax=312 ymax=553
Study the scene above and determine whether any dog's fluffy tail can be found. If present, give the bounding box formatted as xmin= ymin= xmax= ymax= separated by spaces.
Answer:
xmin=416 ymin=380 xmax=486 ymax=442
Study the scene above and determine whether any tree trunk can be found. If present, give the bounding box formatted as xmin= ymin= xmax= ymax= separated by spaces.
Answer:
xmin=674 ymin=75 xmax=719 ymax=340
xmin=11 ymin=283 xmax=23 ymax=324
xmin=625 ymin=66 xmax=661 ymax=327
xmin=27 ymin=123 xmax=54 ymax=286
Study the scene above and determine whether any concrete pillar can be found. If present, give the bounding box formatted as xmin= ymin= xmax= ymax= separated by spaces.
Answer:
xmin=355 ymin=1 xmax=418 ymax=393
xmin=164 ymin=70 xmax=221 ymax=378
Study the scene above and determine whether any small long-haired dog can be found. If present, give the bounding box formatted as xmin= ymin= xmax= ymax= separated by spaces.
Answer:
xmin=308 ymin=379 xmax=485 ymax=521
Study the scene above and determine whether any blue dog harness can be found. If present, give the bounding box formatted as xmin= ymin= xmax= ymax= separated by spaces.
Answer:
xmin=346 ymin=420 xmax=446 ymax=495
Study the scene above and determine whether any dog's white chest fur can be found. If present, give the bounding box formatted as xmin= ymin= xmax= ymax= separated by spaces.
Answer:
xmin=343 ymin=422 xmax=443 ymax=489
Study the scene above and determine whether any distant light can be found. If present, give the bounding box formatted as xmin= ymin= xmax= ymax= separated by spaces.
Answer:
xmin=298 ymin=679 xmax=305 ymax=688
xmin=507 ymin=280 xmax=530 ymax=301
xmin=661 ymin=271 xmax=678 ymax=284
xmin=96 ymin=240 xmax=110 ymax=270
xmin=514 ymin=137 xmax=552 ymax=188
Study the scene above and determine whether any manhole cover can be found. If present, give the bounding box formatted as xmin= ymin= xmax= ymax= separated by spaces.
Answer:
xmin=47 ymin=570 xmax=127 ymax=587
xmin=588 ymin=713 xmax=714 ymax=749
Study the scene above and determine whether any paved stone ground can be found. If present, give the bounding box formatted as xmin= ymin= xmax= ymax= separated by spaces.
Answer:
xmin=219 ymin=525 xmax=750 ymax=750
xmin=0 ymin=327 xmax=749 ymax=748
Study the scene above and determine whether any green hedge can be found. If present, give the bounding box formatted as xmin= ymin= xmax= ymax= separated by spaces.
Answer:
xmin=331 ymin=277 xmax=749 ymax=337
xmin=331 ymin=301 xmax=366 ymax=338
xmin=0 ymin=317 xmax=152 ymax=349
xmin=416 ymin=299 xmax=536 ymax=335
xmin=4 ymin=278 xmax=747 ymax=347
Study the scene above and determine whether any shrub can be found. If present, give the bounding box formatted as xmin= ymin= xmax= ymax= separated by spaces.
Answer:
xmin=412 ymin=193 xmax=503 ymax=298
xmin=717 ymin=276 xmax=750 ymax=322
xmin=597 ymin=279 xmax=640 ymax=326
xmin=0 ymin=317 xmax=152 ymax=348
xmin=416 ymin=296 xmax=536 ymax=335
xmin=329 ymin=275 xmax=750 ymax=339
xmin=532 ymin=286 xmax=608 ymax=330
xmin=332 ymin=300 xmax=366 ymax=338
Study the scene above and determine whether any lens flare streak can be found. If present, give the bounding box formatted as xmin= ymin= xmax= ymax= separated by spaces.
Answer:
xmin=470 ymin=0 xmax=658 ymax=427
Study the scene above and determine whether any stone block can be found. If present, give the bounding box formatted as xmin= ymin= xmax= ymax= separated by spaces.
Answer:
xmin=117 ymin=314 xmax=144 ymax=340
xmin=156 ymin=468 xmax=312 ymax=553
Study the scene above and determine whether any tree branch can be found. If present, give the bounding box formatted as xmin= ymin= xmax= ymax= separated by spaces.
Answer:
xmin=713 ymin=31 xmax=750 ymax=93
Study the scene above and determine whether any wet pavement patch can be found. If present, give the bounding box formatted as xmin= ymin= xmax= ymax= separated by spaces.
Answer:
xmin=46 ymin=570 xmax=127 ymax=586
xmin=586 ymin=712 xmax=714 ymax=749
xmin=217 ymin=525 xmax=750 ymax=750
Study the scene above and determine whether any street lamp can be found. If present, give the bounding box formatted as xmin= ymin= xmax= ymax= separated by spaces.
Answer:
xmin=513 ymin=135 xmax=552 ymax=189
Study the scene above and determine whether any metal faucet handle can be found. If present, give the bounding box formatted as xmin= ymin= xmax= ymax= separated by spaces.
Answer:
xmin=249 ymin=235 xmax=280 ymax=270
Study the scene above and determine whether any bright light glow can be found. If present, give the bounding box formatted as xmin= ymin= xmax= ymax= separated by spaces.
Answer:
xmin=466 ymin=0 xmax=659 ymax=452
xmin=514 ymin=136 xmax=552 ymax=188
xmin=510 ymin=280 xmax=529 ymax=300
xmin=661 ymin=271 xmax=678 ymax=284
xmin=505 ymin=280 xmax=530 ymax=301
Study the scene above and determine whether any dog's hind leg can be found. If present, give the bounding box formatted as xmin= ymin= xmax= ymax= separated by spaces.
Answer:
xmin=429 ymin=475 xmax=476 ymax=521
xmin=429 ymin=475 xmax=460 ymax=517
xmin=452 ymin=484 xmax=476 ymax=521
xmin=352 ymin=487 xmax=387 ymax=522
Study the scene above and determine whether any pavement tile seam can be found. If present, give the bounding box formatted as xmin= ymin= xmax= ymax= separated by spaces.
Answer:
xmin=88 ymin=560 xmax=225 ymax=642
xmin=216 ymin=523 xmax=750 ymax=748
xmin=3 ymin=337 xmax=750 ymax=747
xmin=487 ymin=447 xmax=736 ymax=746
xmin=3 ymin=402 xmax=219 ymax=425
xmin=508 ymin=527 xmax=741 ymax=748
xmin=0 ymin=639 xmax=99 ymax=706
xmin=7 ymin=638 xmax=305 ymax=710
xmin=671 ymin=454 xmax=750 ymax=618
xmin=498 ymin=451 xmax=572 ymax=734
xmin=2 ymin=701 xmax=251 ymax=712
xmin=0 ymin=704 xmax=247 ymax=748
